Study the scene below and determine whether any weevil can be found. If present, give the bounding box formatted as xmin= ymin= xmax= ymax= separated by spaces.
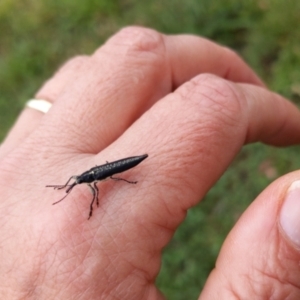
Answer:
xmin=46 ymin=154 xmax=148 ymax=219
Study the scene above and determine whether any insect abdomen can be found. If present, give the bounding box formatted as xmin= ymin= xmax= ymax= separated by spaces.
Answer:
xmin=94 ymin=154 xmax=148 ymax=179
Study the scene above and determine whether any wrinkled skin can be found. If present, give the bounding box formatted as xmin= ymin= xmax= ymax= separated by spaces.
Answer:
xmin=1 ymin=27 xmax=300 ymax=299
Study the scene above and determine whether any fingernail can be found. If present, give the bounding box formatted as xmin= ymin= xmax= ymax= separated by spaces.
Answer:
xmin=280 ymin=180 xmax=300 ymax=247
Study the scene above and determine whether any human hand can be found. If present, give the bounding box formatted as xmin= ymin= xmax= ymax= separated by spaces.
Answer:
xmin=1 ymin=27 xmax=300 ymax=299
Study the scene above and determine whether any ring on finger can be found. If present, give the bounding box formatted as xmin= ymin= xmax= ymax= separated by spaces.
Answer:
xmin=26 ymin=99 xmax=52 ymax=114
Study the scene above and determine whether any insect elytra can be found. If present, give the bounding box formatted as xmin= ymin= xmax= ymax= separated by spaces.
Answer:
xmin=46 ymin=154 xmax=148 ymax=219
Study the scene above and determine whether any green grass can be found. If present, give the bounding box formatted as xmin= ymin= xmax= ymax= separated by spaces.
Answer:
xmin=1 ymin=1 xmax=300 ymax=299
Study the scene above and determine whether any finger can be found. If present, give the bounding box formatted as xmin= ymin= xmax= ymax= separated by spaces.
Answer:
xmin=237 ymin=82 xmax=300 ymax=146
xmin=0 ymin=56 xmax=89 ymax=159
xmin=95 ymin=74 xmax=300 ymax=221
xmin=31 ymin=27 xmax=266 ymax=153
xmin=200 ymin=173 xmax=300 ymax=299
xmin=165 ymin=34 xmax=265 ymax=87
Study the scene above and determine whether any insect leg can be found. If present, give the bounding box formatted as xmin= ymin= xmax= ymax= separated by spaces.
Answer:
xmin=87 ymin=183 xmax=96 ymax=220
xmin=110 ymin=176 xmax=137 ymax=184
xmin=93 ymin=182 xmax=99 ymax=207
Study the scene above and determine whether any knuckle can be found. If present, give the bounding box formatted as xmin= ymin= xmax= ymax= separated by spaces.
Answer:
xmin=177 ymin=73 xmax=244 ymax=129
xmin=104 ymin=26 xmax=165 ymax=56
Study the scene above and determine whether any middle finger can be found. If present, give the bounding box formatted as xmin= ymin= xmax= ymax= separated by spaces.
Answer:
xmin=35 ymin=27 xmax=265 ymax=153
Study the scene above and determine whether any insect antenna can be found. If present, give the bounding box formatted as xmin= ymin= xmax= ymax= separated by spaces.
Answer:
xmin=46 ymin=175 xmax=77 ymax=190
xmin=46 ymin=184 xmax=72 ymax=190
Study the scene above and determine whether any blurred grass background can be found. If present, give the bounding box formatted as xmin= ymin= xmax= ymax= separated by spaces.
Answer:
xmin=1 ymin=0 xmax=300 ymax=298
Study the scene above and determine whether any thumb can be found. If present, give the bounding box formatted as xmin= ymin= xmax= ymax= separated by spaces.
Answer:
xmin=200 ymin=173 xmax=300 ymax=299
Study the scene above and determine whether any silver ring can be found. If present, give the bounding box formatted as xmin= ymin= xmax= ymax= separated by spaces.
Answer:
xmin=26 ymin=99 xmax=52 ymax=113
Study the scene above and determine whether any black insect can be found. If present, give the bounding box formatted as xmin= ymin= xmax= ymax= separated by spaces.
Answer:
xmin=46 ymin=154 xmax=148 ymax=219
